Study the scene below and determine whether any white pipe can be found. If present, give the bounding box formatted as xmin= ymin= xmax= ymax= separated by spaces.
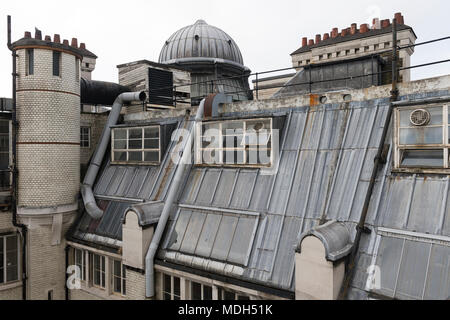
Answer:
xmin=145 ymin=99 xmax=205 ymax=298
xmin=81 ymin=91 xmax=146 ymax=220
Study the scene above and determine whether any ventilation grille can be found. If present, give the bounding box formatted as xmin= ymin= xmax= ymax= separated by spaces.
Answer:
xmin=410 ymin=109 xmax=430 ymax=126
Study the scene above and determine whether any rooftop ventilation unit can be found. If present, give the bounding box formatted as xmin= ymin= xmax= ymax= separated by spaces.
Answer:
xmin=410 ymin=109 xmax=430 ymax=126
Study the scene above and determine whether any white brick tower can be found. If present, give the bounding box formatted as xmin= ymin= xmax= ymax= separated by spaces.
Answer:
xmin=12 ymin=30 xmax=84 ymax=300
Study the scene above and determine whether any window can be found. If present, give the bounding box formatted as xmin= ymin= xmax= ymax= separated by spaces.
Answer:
xmin=217 ymin=287 xmax=250 ymax=300
xmin=112 ymin=259 xmax=126 ymax=296
xmin=162 ymin=273 xmax=181 ymax=300
xmin=73 ymin=248 xmax=86 ymax=282
xmin=53 ymin=51 xmax=61 ymax=76
xmin=355 ymin=48 xmax=360 ymax=54
xmin=26 ymin=49 xmax=34 ymax=76
xmin=75 ymin=58 xmax=80 ymax=82
xmin=196 ymin=118 xmax=273 ymax=166
xmin=0 ymin=120 xmax=11 ymax=190
xmin=0 ymin=234 xmax=19 ymax=284
xmin=191 ymin=281 xmax=213 ymax=300
xmin=111 ymin=126 xmax=160 ymax=164
xmin=395 ymin=104 xmax=450 ymax=169
xmin=80 ymin=127 xmax=90 ymax=148
xmin=91 ymin=253 xmax=105 ymax=289
xmin=148 ymin=68 xmax=174 ymax=107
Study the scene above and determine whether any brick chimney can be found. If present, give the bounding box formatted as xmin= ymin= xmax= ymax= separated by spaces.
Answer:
xmin=331 ymin=28 xmax=339 ymax=38
xmin=308 ymin=39 xmax=314 ymax=46
xmin=24 ymin=31 xmax=31 ymax=38
xmin=360 ymin=24 xmax=369 ymax=33
xmin=71 ymin=38 xmax=78 ymax=48
xmin=372 ymin=18 xmax=380 ymax=29
xmin=315 ymin=34 xmax=321 ymax=44
xmin=54 ymin=34 xmax=61 ymax=43
xmin=80 ymin=43 xmax=86 ymax=50
xmin=302 ymin=37 xmax=308 ymax=47
xmin=350 ymin=23 xmax=357 ymax=35
xmin=381 ymin=19 xmax=391 ymax=28
xmin=394 ymin=12 xmax=404 ymax=25
xmin=323 ymin=33 xmax=330 ymax=41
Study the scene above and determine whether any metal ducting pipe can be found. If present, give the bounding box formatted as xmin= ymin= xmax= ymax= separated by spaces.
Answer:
xmin=145 ymin=99 xmax=205 ymax=298
xmin=80 ymin=78 xmax=131 ymax=105
xmin=81 ymin=91 xmax=146 ymax=219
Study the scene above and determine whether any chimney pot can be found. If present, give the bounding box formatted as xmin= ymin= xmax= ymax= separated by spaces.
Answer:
xmin=381 ymin=19 xmax=391 ymax=28
xmin=71 ymin=38 xmax=78 ymax=48
xmin=63 ymin=39 xmax=69 ymax=45
xmin=315 ymin=34 xmax=321 ymax=44
xmin=308 ymin=39 xmax=314 ymax=46
xmin=331 ymin=28 xmax=339 ymax=38
xmin=24 ymin=31 xmax=31 ymax=38
xmin=54 ymin=34 xmax=61 ymax=43
xmin=34 ymin=29 xmax=42 ymax=40
xmin=323 ymin=33 xmax=329 ymax=41
xmin=302 ymin=37 xmax=308 ymax=47
xmin=372 ymin=18 xmax=380 ymax=29
xmin=80 ymin=43 xmax=86 ymax=50
xmin=44 ymin=35 xmax=51 ymax=42
xmin=350 ymin=24 xmax=357 ymax=35
xmin=360 ymin=24 xmax=369 ymax=33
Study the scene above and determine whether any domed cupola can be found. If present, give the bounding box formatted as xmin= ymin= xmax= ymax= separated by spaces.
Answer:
xmin=159 ymin=20 xmax=252 ymax=104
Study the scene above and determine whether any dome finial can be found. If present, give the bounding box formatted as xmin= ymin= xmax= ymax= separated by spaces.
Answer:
xmin=195 ymin=19 xmax=207 ymax=25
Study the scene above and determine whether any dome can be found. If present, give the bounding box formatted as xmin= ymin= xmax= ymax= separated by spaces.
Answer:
xmin=159 ymin=20 xmax=244 ymax=66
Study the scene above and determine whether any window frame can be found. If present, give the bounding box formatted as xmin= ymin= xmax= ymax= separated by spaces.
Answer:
xmin=80 ymin=126 xmax=91 ymax=148
xmin=111 ymin=125 xmax=161 ymax=165
xmin=91 ymin=253 xmax=106 ymax=289
xmin=190 ymin=281 xmax=213 ymax=301
xmin=111 ymin=258 xmax=126 ymax=297
xmin=162 ymin=273 xmax=181 ymax=300
xmin=195 ymin=117 xmax=274 ymax=168
xmin=52 ymin=51 xmax=61 ymax=77
xmin=73 ymin=248 xmax=86 ymax=282
xmin=394 ymin=104 xmax=450 ymax=172
xmin=0 ymin=233 xmax=20 ymax=285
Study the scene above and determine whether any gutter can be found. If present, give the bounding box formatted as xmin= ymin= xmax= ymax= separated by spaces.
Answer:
xmin=7 ymin=15 xmax=28 ymax=301
xmin=145 ymin=99 xmax=205 ymax=298
xmin=81 ymin=91 xmax=146 ymax=219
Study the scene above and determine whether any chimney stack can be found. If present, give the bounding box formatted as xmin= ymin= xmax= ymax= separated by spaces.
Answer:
xmin=63 ymin=39 xmax=69 ymax=45
xmin=302 ymin=37 xmax=308 ymax=47
xmin=341 ymin=29 xmax=347 ymax=37
xmin=44 ymin=35 xmax=51 ymax=42
xmin=323 ymin=33 xmax=329 ymax=41
xmin=315 ymin=34 xmax=321 ymax=44
xmin=24 ymin=31 xmax=31 ymax=38
xmin=80 ymin=43 xmax=86 ymax=50
xmin=350 ymin=23 xmax=357 ymax=35
xmin=394 ymin=12 xmax=404 ymax=24
xmin=360 ymin=24 xmax=369 ymax=33
xmin=54 ymin=34 xmax=60 ymax=43
xmin=308 ymin=39 xmax=314 ymax=46
xmin=71 ymin=38 xmax=78 ymax=48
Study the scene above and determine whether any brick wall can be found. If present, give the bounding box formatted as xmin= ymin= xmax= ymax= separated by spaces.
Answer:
xmin=80 ymin=113 xmax=108 ymax=177
xmin=125 ymin=268 xmax=147 ymax=300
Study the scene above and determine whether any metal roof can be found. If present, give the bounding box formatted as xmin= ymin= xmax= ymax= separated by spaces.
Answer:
xmin=159 ymin=20 xmax=244 ymax=66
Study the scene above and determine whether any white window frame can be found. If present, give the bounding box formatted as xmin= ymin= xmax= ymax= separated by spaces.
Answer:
xmin=394 ymin=104 xmax=450 ymax=172
xmin=0 ymin=233 xmax=20 ymax=285
xmin=217 ymin=286 xmax=250 ymax=300
xmin=111 ymin=126 xmax=161 ymax=165
xmin=80 ymin=126 xmax=90 ymax=148
xmin=73 ymin=248 xmax=86 ymax=282
xmin=161 ymin=273 xmax=181 ymax=300
xmin=91 ymin=253 xmax=106 ymax=289
xmin=195 ymin=118 xmax=273 ymax=167
xmin=111 ymin=258 xmax=126 ymax=296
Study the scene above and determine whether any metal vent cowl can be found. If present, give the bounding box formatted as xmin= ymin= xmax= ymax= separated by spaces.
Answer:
xmin=410 ymin=109 xmax=430 ymax=126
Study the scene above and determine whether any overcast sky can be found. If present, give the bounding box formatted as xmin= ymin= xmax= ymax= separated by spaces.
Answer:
xmin=1 ymin=0 xmax=449 ymax=97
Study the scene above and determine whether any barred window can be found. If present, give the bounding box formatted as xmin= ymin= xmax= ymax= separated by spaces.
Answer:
xmin=196 ymin=118 xmax=273 ymax=166
xmin=80 ymin=127 xmax=90 ymax=148
xmin=0 ymin=234 xmax=19 ymax=284
xmin=112 ymin=259 xmax=126 ymax=296
xmin=395 ymin=104 xmax=450 ymax=169
xmin=111 ymin=126 xmax=160 ymax=164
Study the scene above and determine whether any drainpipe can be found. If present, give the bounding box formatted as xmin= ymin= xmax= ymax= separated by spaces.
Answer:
xmin=7 ymin=15 xmax=28 ymax=301
xmin=338 ymin=18 xmax=399 ymax=299
xmin=81 ymin=91 xmax=146 ymax=219
xmin=145 ymin=99 xmax=205 ymax=298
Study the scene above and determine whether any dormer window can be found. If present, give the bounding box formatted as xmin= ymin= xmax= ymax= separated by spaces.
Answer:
xmin=394 ymin=104 xmax=450 ymax=170
xmin=111 ymin=126 xmax=160 ymax=165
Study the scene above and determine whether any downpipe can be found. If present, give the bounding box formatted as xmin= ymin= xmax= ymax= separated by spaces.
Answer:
xmin=81 ymin=91 xmax=146 ymax=219
xmin=145 ymin=99 xmax=205 ymax=298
